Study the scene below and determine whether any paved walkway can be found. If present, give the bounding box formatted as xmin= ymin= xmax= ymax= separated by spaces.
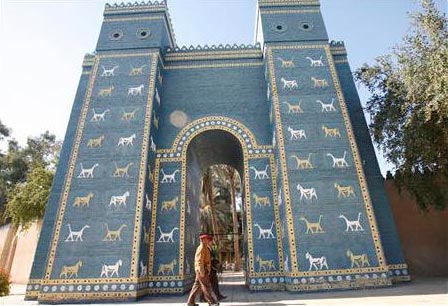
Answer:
xmin=2 ymin=272 xmax=447 ymax=305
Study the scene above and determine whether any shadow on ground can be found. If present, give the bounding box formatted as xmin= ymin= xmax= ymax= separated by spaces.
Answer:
xmin=135 ymin=272 xmax=448 ymax=305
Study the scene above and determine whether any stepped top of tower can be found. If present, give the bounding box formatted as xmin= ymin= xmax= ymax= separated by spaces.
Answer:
xmin=166 ymin=43 xmax=262 ymax=54
xmin=103 ymin=1 xmax=176 ymax=46
xmin=104 ymin=1 xmax=170 ymax=16
xmin=258 ymin=0 xmax=320 ymax=7
xmin=105 ymin=1 xmax=167 ymax=11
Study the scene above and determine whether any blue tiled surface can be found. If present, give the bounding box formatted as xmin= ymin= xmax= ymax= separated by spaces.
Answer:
xmin=27 ymin=1 xmax=408 ymax=303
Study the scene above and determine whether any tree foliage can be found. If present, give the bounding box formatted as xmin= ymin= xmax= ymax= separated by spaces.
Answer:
xmin=0 ymin=120 xmax=10 ymax=141
xmin=354 ymin=0 xmax=448 ymax=210
xmin=0 ymin=125 xmax=61 ymax=226
xmin=3 ymin=163 xmax=54 ymax=230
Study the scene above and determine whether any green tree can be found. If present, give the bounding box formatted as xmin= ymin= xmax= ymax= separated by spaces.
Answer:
xmin=3 ymin=163 xmax=54 ymax=230
xmin=0 ymin=120 xmax=10 ymax=142
xmin=355 ymin=0 xmax=448 ymax=210
xmin=0 ymin=128 xmax=61 ymax=226
xmin=200 ymin=165 xmax=242 ymax=268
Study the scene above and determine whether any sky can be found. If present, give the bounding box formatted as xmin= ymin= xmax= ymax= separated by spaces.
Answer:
xmin=0 ymin=0 xmax=446 ymax=175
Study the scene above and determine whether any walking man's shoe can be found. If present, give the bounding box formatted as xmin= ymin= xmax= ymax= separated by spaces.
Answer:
xmin=218 ymin=295 xmax=227 ymax=301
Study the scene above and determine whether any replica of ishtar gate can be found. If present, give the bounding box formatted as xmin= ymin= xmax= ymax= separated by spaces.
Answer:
xmin=26 ymin=0 xmax=410 ymax=303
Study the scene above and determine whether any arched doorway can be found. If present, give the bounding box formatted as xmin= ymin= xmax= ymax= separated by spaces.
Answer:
xmin=184 ymin=130 xmax=248 ymax=286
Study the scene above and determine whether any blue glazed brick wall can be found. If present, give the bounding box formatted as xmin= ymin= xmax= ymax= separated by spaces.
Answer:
xmin=28 ymin=1 xmax=409 ymax=303
xmin=259 ymin=8 xmax=328 ymax=43
xmin=26 ymin=64 xmax=92 ymax=298
xmin=157 ymin=63 xmax=271 ymax=149
xmin=334 ymin=59 xmax=408 ymax=275
xmin=266 ymin=44 xmax=389 ymax=289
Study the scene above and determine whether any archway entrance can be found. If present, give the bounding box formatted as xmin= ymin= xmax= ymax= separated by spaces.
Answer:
xmin=185 ymin=130 xmax=248 ymax=287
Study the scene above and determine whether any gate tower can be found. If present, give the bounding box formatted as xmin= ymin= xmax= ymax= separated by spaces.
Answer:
xmin=26 ymin=0 xmax=409 ymax=303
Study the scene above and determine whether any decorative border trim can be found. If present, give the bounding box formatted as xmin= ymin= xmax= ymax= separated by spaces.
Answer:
xmin=260 ymin=9 xmax=320 ymax=14
xmin=259 ymin=0 xmax=320 ymax=7
xmin=40 ymin=52 xmax=158 ymax=296
xmin=267 ymin=44 xmax=389 ymax=277
xmin=333 ymin=59 xmax=349 ymax=64
xmin=165 ymin=51 xmax=262 ymax=62
xmin=103 ymin=16 xmax=164 ymax=22
xmin=164 ymin=62 xmax=264 ymax=70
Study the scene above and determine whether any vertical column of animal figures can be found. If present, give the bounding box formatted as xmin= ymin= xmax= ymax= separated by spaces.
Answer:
xmin=266 ymin=60 xmax=290 ymax=277
xmin=151 ymin=160 xmax=182 ymax=281
xmin=273 ymin=46 xmax=383 ymax=283
xmin=138 ymin=62 xmax=161 ymax=281
xmin=52 ymin=54 xmax=153 ymax=285
xmin=249 ymin=158 xmax=280 ymax=279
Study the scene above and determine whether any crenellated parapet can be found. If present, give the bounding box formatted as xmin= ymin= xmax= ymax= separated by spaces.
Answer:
xmin=96 ymin=1 xmax=176 ymax=51
xmin=329 ymin=40 xmax=347 ymax=56
xmin=82 ymin=53 xmax=96 ymax=68
xmin=258 ymin=0 xmax=320 ymax=7
xmin=105 ymin=1 xmax=167 ymax=12
xmin=166 ymin=43 xmax=262 ymax=53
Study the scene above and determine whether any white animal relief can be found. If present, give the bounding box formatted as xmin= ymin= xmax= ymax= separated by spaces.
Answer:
xmin=254 ymin=222 xmax=275 ymax=239
xmin=101 ymin=65 xmax=119 ymax=77
xmin=150 ymin=136 xmax=156 ymax=152
xmin=90 ymin=109 xmax=110 ymax=122
xmin=155 ymin=88 xmax=161 ymax=106
xmin=288 ymin=126 xmax=307 ymax=140
xmin=100 ymin=260 xmax=123 ymax=278
xmin=280 ymin=77 xmax=298 ymax=90
xmin=65 ymin=224 xmax=90 ymax=242
xmin=339 ymin=213 xmax=364 ymax=232
xmin=250 ymin=165 xmax=269 ymax=179
xmin=128 ymin=84 xmax=144 ymax=96
xmin=297 ymin=183 xmax=317 ymax=201
xmin=77 ymin=163 xmax=99 ymax=179
xmin=160 ymin=169 xmax=180 ymax=183
xmin=145 ymin=193 xmax=152 ymax=211
xmin=157 ymin=226 xmax=179 ymax=243
xmin=306 ymin=56 xmax=324 ymax=67
xmin=305 ymin=252 xmax=329 ymax=271
xmin=140 ymin=261 xmax=148 ymax=277
xmin=117 ymin=133 xmax=136 ymax=147
xmin=326 ymin=151 xmax=349 ymax=168
xmin=109 ymin=191 xmax=130 ymax=208
xmin=316 ymin=99 xmax=336 ymax=112
xmin=158 ymin=71 xmax=163 ymax=85
xmin=284 ymin=256 xmax=289 ymax=272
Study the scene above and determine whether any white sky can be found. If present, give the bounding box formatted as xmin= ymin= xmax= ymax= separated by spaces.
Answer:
xmin=0 ymin=0 xmax=446 ymax=175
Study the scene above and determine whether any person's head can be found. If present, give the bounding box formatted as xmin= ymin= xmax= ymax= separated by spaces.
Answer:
xmin=199 ymin=233 xmax=213 ymax=245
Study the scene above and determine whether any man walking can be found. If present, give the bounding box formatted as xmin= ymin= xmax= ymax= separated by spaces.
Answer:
xmin=186 ymin=233 xmax=219 ymax=306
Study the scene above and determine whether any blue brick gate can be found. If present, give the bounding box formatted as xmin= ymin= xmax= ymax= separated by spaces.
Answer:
xmin=26 ymin=0 xmax=409 ymax=303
